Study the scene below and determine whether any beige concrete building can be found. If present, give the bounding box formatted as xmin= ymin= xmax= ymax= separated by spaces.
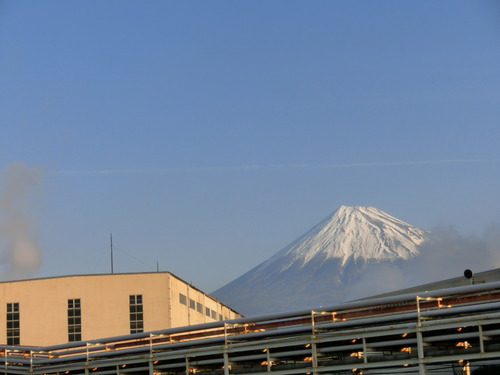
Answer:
xmin=0 ymin=272 xmax=241 ymax=346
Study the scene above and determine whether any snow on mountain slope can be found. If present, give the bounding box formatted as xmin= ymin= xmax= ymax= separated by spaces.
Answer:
xmin=262 ymin=206 xmax=428 ymax=270
xmin=213 ymin=206 xmax=429 ymax=316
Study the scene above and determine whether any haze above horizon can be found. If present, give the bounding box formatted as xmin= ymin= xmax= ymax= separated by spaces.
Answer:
xmin=0 ymin=1 xmax=499 ymax=291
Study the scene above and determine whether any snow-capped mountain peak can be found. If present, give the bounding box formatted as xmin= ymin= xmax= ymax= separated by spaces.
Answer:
xmin=261 ymin=206 xmax=429 ymax=270
xmin=213 ymin=206 xmax=430 ymax=315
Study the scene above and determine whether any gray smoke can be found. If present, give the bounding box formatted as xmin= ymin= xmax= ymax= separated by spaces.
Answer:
xmin=407 ymin=225 xmax=500 ymax=284
xmin=0 ymin=163 xmax=43 ymax=280
xmin=348 ymin=225 xmax=500 ymax=300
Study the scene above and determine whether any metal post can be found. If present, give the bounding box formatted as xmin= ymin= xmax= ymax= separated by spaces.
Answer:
xmin=149 ymin=333 xmax=155 ymax=375
xmin=362 ymin=337 xmax=368 ymax=364
xmin=479 ymin=325 xmax=485 ymax=354
xmin=223 ymin=348 xmax=230 ymax=375
xmin=311 ymin=341 xmax=319 ymax=375
xmin=416 ymin=329 xmax=426 ymax=375
xmin=86 ymin=343 xmax=91 ymax=375
xmin=416 ymin=297 xmax=422 ymax=326
xmin=29 ymin=350 xmax=33 ymax=375
xmin=223 ymin=322 xmax=230 ymax=375
xmin=266 ymin=348 xmax=271 ymax=373
xmin=310 ymin=311 xmax=319 ymax=375
xmin=185 ymin=356 xmax=190 ymax=375
xmin=416 ymin=297 xmax=426 ymax=375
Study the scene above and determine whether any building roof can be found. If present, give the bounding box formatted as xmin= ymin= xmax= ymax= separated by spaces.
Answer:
xmin=0 ymin=271 xmax=241 ymax=316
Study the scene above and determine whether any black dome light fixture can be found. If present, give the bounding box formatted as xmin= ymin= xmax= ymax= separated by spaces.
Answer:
xmin=464 ymin=269 xmax=474 ymax=279
xmin=464 ymin=269 xmax=474 ymax=285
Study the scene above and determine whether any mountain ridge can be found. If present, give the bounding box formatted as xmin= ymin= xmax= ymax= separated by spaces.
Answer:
xmin=262 ymin=205 xmax=428 ymax=270
xmin=213 ymin=206 xmax=430 ymax=315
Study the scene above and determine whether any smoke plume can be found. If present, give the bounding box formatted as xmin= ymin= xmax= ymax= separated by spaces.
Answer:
xmin=406 ymin=225 xmax=500 ymax=285
xmin=0 ymin=163 xmax=43 ymax=280
xmin=349 ymin=225 xmax=500 ymax=300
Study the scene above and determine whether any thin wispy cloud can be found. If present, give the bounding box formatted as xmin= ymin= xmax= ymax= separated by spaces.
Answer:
xmin=311 ymin=159 xmax=497 ymax=169
xmin=57 ymin=159 xmax=497 ymax=176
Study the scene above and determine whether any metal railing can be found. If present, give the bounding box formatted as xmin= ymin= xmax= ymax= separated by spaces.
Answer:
xmin=2 ymin=281 xmax=500 ymax=374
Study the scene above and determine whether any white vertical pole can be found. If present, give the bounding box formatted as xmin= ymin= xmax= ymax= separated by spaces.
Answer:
xmin=416 ymin=297 xmax=426 ymax=375
xmin=479 ymin=325 xmax=485 ymax=353
xmin=223 ymin=348 xmax=230 ymax=375
xmin=310 ymin=311 xmax=319 ymax=375
xmin=223 ymin=323 xmax=230 ymax=375
xmin=86 ymin=343 xmax=91 ymax=375
xmin=416 ymin=329 xmax=426 ymax=375
xmin=266 ymin=348 xmax=271 ymax=373
xmin=362 ymin=337 xmax=368 ymax=364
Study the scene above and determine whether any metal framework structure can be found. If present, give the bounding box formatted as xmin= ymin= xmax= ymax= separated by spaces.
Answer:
xmin=3 ymin=281 xmax=500 ymax=375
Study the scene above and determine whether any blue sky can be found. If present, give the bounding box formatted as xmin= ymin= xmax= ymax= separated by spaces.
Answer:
xmin=1 ymin=1 xmax=499 ymax=291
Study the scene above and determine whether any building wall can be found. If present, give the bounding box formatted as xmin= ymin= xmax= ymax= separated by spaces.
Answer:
xmin=170 ymin=277 xmax=237 ymax=327
xmin=0 ymin=273 xmax=241 ymax=346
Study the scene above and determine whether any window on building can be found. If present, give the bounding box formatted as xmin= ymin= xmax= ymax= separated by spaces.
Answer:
xmin=6 ymin=302 xmax=20 ymax=345
xmin=189 ymin=299 xmax=196 ymax=310
xmin=129 ymin=295 xmax=144 ymax=334
xmin=211 ymin=309 xmax=217 ymax=319
xmin=218 ymin=314 xmax=223 ymax=321
xmin=68 ymin=299 xmax=82 ymax=342
xmin=179 ymin=293 xmax=187 ymax=305
xmin=205 ymin=307 xmax=211 ymax=317
xmin=196 ymin=302 xmax=203 ymax=313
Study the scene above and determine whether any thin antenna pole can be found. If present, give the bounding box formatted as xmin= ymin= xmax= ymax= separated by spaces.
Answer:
xmin=110 ymin=233 xmax=114 ymax=274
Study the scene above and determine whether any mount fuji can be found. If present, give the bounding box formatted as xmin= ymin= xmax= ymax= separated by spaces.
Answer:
xmin=212 ymin=206 xmax=430 ymax=316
